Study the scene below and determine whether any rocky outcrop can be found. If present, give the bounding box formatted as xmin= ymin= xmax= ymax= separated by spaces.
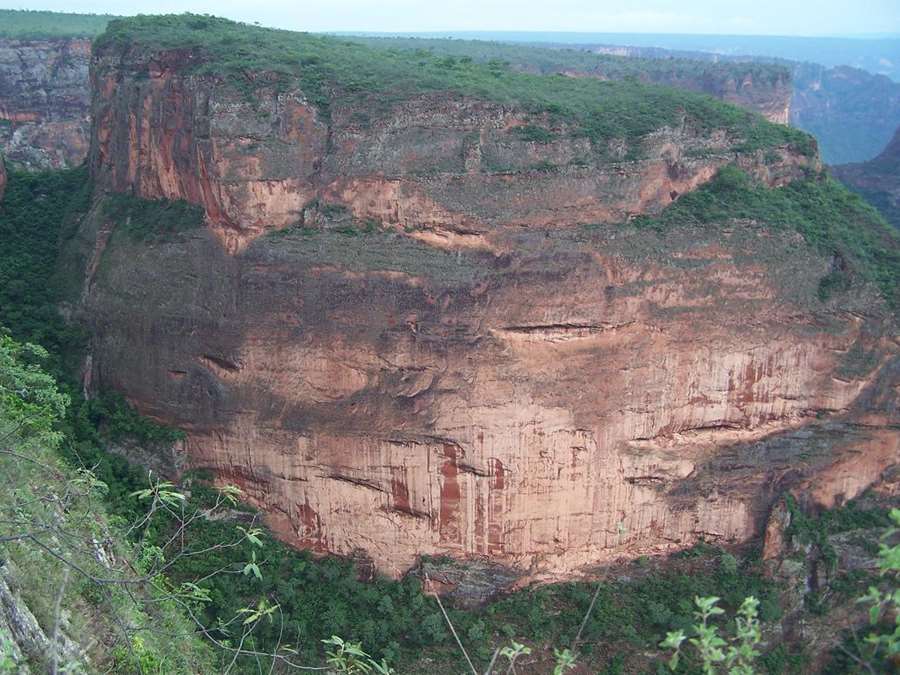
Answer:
xmin=832 ymin=126 xmax=900 ymax=229
xmin=0 ymin=563 xmax=82 ymax=672
xmin=0 ymin=38 xmax=91 ymax=169
xmin=90 ymin=46 xmax=815 ymax=254
xmin=761 ymin=474 xmax=899 ymax=672
xmin=77 ymin=39 xmax=895 ymax=586
xmin=660 ymin=69 xmax=791 ymax=125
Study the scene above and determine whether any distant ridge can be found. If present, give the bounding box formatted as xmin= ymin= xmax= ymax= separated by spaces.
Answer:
xmin=337 ymin=31 xmax=900 ymax=81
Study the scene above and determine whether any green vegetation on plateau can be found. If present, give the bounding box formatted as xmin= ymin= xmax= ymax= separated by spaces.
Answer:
xmin=94 ymin=14 xmax=812 ymax=154
xmin=349 ymin=35 xmax=791 ymax=87
xmin=0 ymin=9 xmax=113 ymax=39
xmin=631 ymin=166 xmax=900 ymax=307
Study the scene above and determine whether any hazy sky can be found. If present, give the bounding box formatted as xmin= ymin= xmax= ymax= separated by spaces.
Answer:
xmin=4 ymin=0 xmax=899 ymax=36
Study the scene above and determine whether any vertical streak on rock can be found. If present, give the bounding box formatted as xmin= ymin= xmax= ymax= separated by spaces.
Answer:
xmin=390 ymin=467 xmax=411 ymax=513
xmin=488 ymin=458 xmax=505 ymax=555
xmin=296 ymin=499 xmax=323 ymax=550
xmin=439 ymin=443 xmax=462 ymax=548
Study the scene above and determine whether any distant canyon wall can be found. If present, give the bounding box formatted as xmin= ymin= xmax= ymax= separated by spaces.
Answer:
xmin=586 ymin=44 xmax=900 ymax=164
xmin=561 ymin=51 xmax=792 ymax=125
xmin=0 ymin=38 xmax=91 ymax=169
xmin=832 ymin=125 xmax=900 ymax=229
xmin=791 ymin=64 xmax=900 ymax=165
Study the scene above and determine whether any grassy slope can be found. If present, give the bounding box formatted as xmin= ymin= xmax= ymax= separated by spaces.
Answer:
xmin=0 ymin=9 xmax=114 ymax=39
xmin=0 ymin=208 xmax=213 ymax=675
xmin=0 ymin=376 xmax=216 ymax=673
xmin=94 ymin=14 xmax=812 ymax=154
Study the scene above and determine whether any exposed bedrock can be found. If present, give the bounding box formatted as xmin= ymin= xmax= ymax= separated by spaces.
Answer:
xmin=79 ymin=218 xmax=898 ymax=582
xmin=79 ymin=45 xmax=895 ymax=586
xmin=89 ymin=47 xmax=816 ymax=254
xmin=0 ymin=38 xmax=91 ymax=169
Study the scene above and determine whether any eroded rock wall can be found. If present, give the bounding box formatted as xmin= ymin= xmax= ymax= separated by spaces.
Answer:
xmin=79 ymin=45 xmax=895 ymax=585
xmin=79 ymin=214 xmax=898 ymax=582
xmin=0 ymin=38 xmax=91 ymax=169
xmin=89 ymin=47 xmax=816 ymax=253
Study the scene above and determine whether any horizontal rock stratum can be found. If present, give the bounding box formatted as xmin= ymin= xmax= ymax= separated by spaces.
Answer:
xmin=74 ymin=16 xmax=898 ymax=585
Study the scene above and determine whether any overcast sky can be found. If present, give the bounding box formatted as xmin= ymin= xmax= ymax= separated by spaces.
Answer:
xmin=3 ymin=0 xmax=899 ymax=36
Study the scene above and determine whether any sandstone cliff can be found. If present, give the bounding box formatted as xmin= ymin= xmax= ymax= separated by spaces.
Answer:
xmin=832 ymin=126 xmax=900 ymax=229
xmin=0 ymin=38 xmax=91 ymax=169
xmin=75 ymin=17 xmax=897 ymax=585
xmin=89 ymin=31 xmax=813 ymax=255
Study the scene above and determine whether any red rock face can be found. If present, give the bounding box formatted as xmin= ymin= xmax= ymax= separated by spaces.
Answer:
xmin=80 ymin=219 xmax=899 ymax=582
xmin=80 ymin=47 xmax=895 ymax=585
xmin=0 ymin=39 xmax=91 ymax=169
xmin=90 ymin=49 xmax=817 ymax=254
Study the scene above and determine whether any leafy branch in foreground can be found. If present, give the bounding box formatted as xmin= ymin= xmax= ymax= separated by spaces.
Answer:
xmin=661 ymin=596 xmax=761 ymax=674
xmin=323 ymin=635 xmax=395 ymax=674
xmin=854 ymin=508 xmax=900 ymax=666
xmin=1 ymin=331 xmax=392 ymax=673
